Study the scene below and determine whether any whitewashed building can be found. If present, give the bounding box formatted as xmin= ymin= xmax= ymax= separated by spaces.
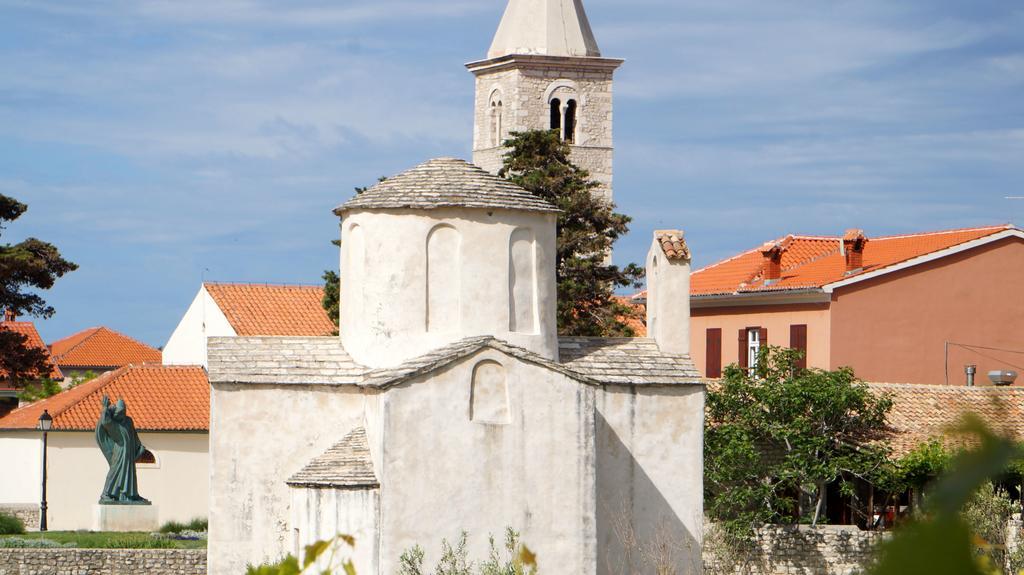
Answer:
xmin=206 ymin=1 xmax=706 ymax=573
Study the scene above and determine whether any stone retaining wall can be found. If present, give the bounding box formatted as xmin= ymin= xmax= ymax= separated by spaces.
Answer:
xmin=0 ymin=506 xmax=38 ymax=531
xmin=703 ymin=525 xmax=889 ymax=575
xmin=0 ymin=548 xmax=206 ymax=575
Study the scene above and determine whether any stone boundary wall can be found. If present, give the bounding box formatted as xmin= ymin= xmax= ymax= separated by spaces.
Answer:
xmin=0 ymin=548 xmax=206 ymax=575
xmin=703 ymin=525 xmax=890 ymax=575
xmin=0 ymin=505 xmax=39 ymax=531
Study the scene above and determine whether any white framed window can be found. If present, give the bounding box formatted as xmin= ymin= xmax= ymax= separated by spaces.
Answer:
xmin=747 ymin=327 xmax=761 ymax=368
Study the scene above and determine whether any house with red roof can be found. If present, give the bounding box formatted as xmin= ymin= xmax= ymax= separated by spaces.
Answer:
xmin=48 ymin=326 xmax=162 ymax=382
xmin=0 ymin=364 xmax=208 ymax=530
xmin=0 ymin=312 xmax=64 ymax=416
xmin=163 ymin=282 xmax=335 ymax=367
xmin=637 ymin=224 xmax=1024 ymax=385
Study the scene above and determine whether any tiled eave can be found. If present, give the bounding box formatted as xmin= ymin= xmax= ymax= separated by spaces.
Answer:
xmin=689 ymin=289 xmax=830 ymax=309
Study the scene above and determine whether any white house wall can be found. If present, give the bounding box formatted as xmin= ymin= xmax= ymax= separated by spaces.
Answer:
xmin=0 ymin=433 xmax=42 ymax=506
xmin=163 ymin=286 xmax=236 ymax=367
xmin=207 ymin=384 xmax=373 ymax=575
xmin=2 ymin=431 xmax=209 ymax=531
xmin=595 ymin=385 xmax=705 ymax=575
xmin=377 ymin=349 xmax=597 ymax=574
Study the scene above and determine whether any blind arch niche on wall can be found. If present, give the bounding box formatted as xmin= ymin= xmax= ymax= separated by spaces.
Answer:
xmin=427 ymin=224 xmax=461 ymax=332
xmin=509 ymin=227 xmax=537 ymax=334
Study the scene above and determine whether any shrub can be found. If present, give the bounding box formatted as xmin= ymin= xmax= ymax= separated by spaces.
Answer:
xmin=0 ymin=512 xmax=25 ymax=535
xmin=0 ymin=538 xmax=73 ymax=549
xmin=159 ymin=517 xmax=207 ymax=534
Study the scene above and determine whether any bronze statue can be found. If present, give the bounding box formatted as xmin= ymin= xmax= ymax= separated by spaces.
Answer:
xmin=95 ymin=396 xmax=150 ymax=505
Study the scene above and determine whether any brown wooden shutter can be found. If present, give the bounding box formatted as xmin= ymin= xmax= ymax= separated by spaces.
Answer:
xmin=706 ymin=328 xmax=722 ymax=378
xmin=759 ymin=327 xmax=768 ymax=346
xmin=790 ymin=324 xmax=808 ymax=370
xmin=738 ymin=329 xmax=748 ymax=369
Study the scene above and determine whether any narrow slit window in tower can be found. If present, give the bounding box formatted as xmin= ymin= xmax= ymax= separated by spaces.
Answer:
xmin=550 ymin=98 xmax=561 ymax=133
xmin=564 ymin=100 xmax=577 ymax=144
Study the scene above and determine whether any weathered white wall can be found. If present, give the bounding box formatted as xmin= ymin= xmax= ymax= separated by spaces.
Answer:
xmin=377 ymin=349 xmax=597 ymax=574
xmin=207 ymin=384 xmax=375 ymax=575
xmin=163 ymin=286 xmax=236 ymax=367
xmin=1 ymin=432 xmax=208 ymax=531
xmin=290 ymin=488 xmax=379 ymax=574
xmin=596 ymin=386 xmax=705 ymax=575
xmin=646 ymin=238 xmax=692 ymax=356
xmin=0 ymin=434 xmax=41 ymax=506
xmin=340 ymin=209 xmax=559 ymax=368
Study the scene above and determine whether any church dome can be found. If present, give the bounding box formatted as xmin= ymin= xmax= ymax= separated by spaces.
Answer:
xmin=336 ymin=158 xmax=559 ymax=368
xmin=334 ymin=157 xmax=558 ymax=215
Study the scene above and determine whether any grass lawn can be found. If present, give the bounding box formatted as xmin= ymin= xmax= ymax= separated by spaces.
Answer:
xmin=0 ymin=531 xmax=206 ymax=549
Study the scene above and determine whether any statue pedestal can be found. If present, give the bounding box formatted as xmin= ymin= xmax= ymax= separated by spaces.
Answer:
xmin=92 ymin=504 xmax=159 ymax=532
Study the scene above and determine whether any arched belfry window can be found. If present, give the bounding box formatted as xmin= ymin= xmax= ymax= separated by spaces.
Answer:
xmin=489 ymin=90 xmax=504 ymax=147
xmin=550 ymin=98 xmax=562 ymax=133
xmin=564 ymin=100 xmax=577 ymax=144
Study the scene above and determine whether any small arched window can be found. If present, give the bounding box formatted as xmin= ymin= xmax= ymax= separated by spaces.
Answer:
xmin=492 ymin=101 xmax=503 ymax=147
xmin=136 ymin=449 xmax=157 ymax=465
xmin=550 ymin=98 xmax=562 ymax=133
xmin=564 ymin=100 xmax=577 ymax=144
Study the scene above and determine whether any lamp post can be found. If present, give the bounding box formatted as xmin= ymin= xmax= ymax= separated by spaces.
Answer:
xmin=37 ymin=410 xmax=52 ymax=532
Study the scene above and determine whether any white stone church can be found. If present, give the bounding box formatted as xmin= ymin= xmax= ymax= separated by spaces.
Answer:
xmin=207 ymin=1 xmax=705 ymax=574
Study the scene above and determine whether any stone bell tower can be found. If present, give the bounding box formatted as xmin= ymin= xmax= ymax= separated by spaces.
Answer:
xmin=467 ymin=0 xmax=623 ymax=204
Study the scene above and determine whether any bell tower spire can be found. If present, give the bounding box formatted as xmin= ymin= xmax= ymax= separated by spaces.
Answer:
xmin=467 ymin=0 xmax=622 ymax=204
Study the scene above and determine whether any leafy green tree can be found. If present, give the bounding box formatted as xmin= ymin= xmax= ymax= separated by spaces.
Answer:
xmin=0 ymin=194 xmax=76 ymax=388
xmin=499 ymin=130 xmax=644 ymax=337
xmin=705 ymin=347 xmax=893 ymax=540
xmin=868 ymin=415 xmax=1023 ymax=575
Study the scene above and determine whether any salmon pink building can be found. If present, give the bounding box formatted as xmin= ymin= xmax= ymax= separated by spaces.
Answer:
xmin=638 ymin=225 xmax=1024 ymax=385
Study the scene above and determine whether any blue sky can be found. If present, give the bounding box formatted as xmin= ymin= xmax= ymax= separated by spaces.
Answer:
xmin=2 ymin=0 xmax=1022 ymax=347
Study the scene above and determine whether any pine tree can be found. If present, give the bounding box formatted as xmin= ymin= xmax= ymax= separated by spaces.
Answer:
xmin=0 ymin=194 xmax=77 ymax=387
xmin=499 ymin=130 xmax=644 ymax=336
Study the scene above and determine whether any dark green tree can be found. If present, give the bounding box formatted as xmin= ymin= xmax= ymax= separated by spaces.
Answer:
xmin=0 ymin=194 xmax=76 ymax=387
xmin=499 ymin=130 xmax=644 ymax=336
xmin=705 ymin=347 xmax=892 ymax=540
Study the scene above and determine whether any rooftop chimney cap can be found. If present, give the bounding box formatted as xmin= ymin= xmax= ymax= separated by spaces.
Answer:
xmin=988 ymin=370 xmax=1018 ymax=386
xmin=2 ymin=309 xmax=15 ymax=322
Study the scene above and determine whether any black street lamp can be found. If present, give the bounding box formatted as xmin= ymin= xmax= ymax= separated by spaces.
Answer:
xmin=37 ymin=410 xmax=52 ymax=532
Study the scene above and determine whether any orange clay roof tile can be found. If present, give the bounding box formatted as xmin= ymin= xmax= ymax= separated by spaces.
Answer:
xmin=869 ymin=382 xmax=1024 ymax=458
xmin=49 ymin=327 xmax=161 ymax=369
xmin=690 ymin=225 xmax=1015 ymax=296
xmin=0 ymin=321 xmax=63 ymax=381
xmin=204 ymin=283 xmax=336 ymax=337
xmin=0 ymin=364 xmax=208 ymax=431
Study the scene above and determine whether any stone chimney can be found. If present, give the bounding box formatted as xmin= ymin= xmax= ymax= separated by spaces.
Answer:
xmin=842 ymin=229 xmax=868 ymax=274
xmin=645 ymin=230 xmax=691 ymax=355
xmin=2 ymin=309 xmax=15 ymax=322
xmin=759 ymin=237 xmax=791 ymax=285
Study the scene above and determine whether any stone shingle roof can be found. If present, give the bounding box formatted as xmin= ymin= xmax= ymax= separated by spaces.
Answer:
xmin=204 ymin=283 xmax=335 ymax=337
xmin=0 ymin=364 xmax=209 ymax=432
xmin=334 ymin=158 xmax=559 ymax=214
xmin=207 ymin=335 xmax=702 ymax=388
xmin=287 ymin=427 xmax=378 ymax=489
xmin=559 ymin=338 xmax=702 ymax=385
xmin=361 ymin=336 xmax=592 ymax=389
xmin=207 ymin=337 xmax=365 ymax=386
xmin=869 ymin=382 xmax=1024 ymax=458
